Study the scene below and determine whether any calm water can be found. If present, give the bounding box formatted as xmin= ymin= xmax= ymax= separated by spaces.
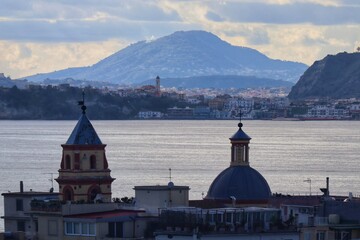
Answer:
xmin=1 ymin=120 xmax=360 ymax=231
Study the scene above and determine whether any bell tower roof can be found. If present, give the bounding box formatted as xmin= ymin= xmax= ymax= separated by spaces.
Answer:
xmin=65 ymin=92 xmax=102 ymax=145
xmin=230 ymin=123 xmax=251 ymax=141
xmin=66 ymin=114 xmax=102 ymax=145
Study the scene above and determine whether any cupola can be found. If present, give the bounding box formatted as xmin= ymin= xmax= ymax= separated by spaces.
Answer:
xmin=230 ymin=122 xmax=251 ymax=166
xmin=205 ymin=121 xmax=271 ymax=203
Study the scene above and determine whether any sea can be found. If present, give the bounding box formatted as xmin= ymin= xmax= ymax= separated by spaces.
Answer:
xmin=1 ymin=120 xmax=360 ymax=231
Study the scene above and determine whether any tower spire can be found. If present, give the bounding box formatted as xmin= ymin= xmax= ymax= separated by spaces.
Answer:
xmin=239 ymin=108 xmax=242 ymax=124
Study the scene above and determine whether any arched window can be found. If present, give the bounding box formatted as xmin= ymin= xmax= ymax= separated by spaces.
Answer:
xmin=90 ymin=155 xmax=96 ymax=170
xmin=65 ymin=155 xmax=71 ymax=170
xmin=63 ymin=187 xmax=73 ymax=201
xmin=88 ymin=185 xmax=101 ymax=202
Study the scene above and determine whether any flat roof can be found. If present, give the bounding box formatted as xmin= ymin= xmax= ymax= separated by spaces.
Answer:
xmin=330 ymin=224 xmax=360 ymax=230
xmin=134 ymin=185 xmax=190 ymax=191
xmin=64 ymin=210 xmax=145 ymax=219
xmin=2 ymin=191 xmax=59 ymax=197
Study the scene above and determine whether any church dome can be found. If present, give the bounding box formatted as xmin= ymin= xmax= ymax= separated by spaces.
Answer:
xmin=206 ymin=165 xmax=271 ymax=201
xmin=205 ymin=121 xmax=271 ymax=202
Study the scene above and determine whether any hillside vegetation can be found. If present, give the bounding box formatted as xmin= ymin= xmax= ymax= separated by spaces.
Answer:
xmin=289 ymin=52 xmax=360 ymax=99
xmin=0 ymin=86 xmax=185 ymax=120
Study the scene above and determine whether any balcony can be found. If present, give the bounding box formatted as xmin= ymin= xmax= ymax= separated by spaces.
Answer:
xmin=30 ymin=199 xmax=62 ymax=212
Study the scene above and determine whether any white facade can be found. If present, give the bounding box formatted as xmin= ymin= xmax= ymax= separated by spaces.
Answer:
xmin=138 ymin=111 xmax=163 ymax=119
xmin=1 ymin=190 xmax=58 ymax=239
xmin=306 ymin=105 xmax=349 ymax=119
xmin=134 ymin=185 xmax=189 ymax=214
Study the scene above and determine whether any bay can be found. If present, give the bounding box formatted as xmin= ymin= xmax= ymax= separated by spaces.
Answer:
xmin=1 ymin=120 xmax=360 ymax=231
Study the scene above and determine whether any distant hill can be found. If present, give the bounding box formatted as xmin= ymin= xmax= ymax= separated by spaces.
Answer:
xmin=288 ymin=52 xmax=360 ymax=100
xmin=23 ymin=30 xmax=307 ymax=86
xmin=141 ymin=75 xmax=293 ymax=89
xmin=0 ymin=86 xmax=186 ymax=120
xmin=0 ymin=73 xmax=27 ymax=88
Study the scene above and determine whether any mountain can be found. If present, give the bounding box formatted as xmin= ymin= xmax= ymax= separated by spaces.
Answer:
xmin=23 ymin=30 xmax=307 ymax=85
xmin=141 ymin=75 xmax=293 ymax=89
xmin=288 ymin=52 xmax=360 ymax=100
xmin=0 ymin=73 xmax=27 ymax=88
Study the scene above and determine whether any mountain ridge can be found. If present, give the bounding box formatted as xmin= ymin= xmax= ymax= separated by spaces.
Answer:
xmin=23 ymin=30 xmax=307 ymax=85
xmin=288 ymin=52 xmax=360 ymax=99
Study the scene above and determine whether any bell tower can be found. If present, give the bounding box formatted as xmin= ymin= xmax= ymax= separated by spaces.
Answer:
xmin=55 ymin=93 xmax=115 ymax=202
xmin=155 ymin=76 xmax=161 ymax=97
xmin=230 ymin=122 xmax=251 ymax=166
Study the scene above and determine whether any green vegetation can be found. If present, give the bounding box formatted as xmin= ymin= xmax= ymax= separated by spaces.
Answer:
xmin=289 ymin=52 xmax=360 ymax=100
xmin=0 ymin=86 xmax=187 ymax=120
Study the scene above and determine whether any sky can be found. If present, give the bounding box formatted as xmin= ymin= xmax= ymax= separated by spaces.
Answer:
xmin=1 ymin=0 xmax=360 ymax=79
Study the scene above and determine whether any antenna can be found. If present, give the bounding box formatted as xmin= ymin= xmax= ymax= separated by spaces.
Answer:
xmin=169 ymin=168 xmax=172 ymax=182
xmin=46 ymin=173 xmax=54 ymax=188
xmin=44 ymin=173 xmax=56 ymax=192
xmin=303 ymin=178 xmax=312 ymax=196
xmin=167 ymin=168 xmax=174 ymax=188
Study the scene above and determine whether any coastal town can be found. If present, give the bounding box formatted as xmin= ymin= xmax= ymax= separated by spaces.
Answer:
xmin=1 ymin=99 xmax=360 ymax=240
xmin=1 ymin=74 xmax=360 ymax=121
xmin=2 ymin=1 xmax=360 ymax=239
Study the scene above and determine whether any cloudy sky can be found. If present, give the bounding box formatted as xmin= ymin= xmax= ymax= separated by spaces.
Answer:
xmin=1 ymin=0 xmax=360 ymax=79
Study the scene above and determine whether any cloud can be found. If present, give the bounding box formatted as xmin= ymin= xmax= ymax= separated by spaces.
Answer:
xmin=301 ymin=36 xmax=328 ymax=46
xmin=0 ymin=0 xmax=183 ymax=42
xmin=207 ymin=1 xmax=360 ymax=25
xmin=205 ymin=11 xmax=225 ymax=22
xmin=1 ymin=0 xmax=360 ymax=79
xmin=0 ymin=40 xmax=128 ymax=78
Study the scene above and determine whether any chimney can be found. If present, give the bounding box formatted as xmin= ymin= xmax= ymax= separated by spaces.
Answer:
xmin=20 ymin=181 xmax=24 ymax=193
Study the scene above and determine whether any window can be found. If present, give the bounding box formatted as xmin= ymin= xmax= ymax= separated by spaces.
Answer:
xmin=81 ymin=223 xmax=95 ymax=235
xmin=65 ymin=222 xmax=95 ymax=236
xmin=226 ymin=213 xmax=232 ymax=223
xmin=65 ymin=155 xmax=71 ymax=169
xmin=66 ymin=222 xmax=73 ymax=234
xmin=90 ymin=155 xmax=96 ymax=169
xmin=73 ymin=222 xmax=80 ymax=234
xmin=108 ymin=222 xmax=123 ymax=238
xmin=74 ymin=153 xmax=80 ymax=170
xmin=89 ymin=223 xmax=95 ymax=235
xmin=63 ymin=188 xmax=73 ymax=201
xmin=316 ymin=231 xmax=326 ymax=240
xmin=216 ymin=213 xmax=223 ymax=222
xmin=88 ymin=186 xmax=101 ymax=202
xmin=17 ymin=221 xmax=25 ymax=232
xmin=81 ymin=223 xmax=88 ymax=235
xmin=16 ymin=199 xmax=23 ymax=211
